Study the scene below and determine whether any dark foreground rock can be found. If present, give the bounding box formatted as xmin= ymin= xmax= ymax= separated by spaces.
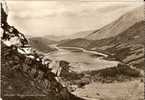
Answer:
xmin=1 ymin=2 xmax=84 ymax=100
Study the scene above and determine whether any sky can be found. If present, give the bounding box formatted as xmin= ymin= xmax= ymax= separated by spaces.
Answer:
xmin=6 ymin=0 xmax=144 ymax=37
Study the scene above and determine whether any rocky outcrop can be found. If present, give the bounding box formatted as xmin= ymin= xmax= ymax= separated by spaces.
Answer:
xmin=1 ymin=2 xmax=84 ymax=100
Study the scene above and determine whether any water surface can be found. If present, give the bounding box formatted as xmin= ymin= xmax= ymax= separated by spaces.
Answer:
xmin=46 ymin=46 xmax=119 ymax=73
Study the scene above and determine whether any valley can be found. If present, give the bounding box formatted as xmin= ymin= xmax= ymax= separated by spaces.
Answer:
xmin=2 ymin=1 xmax=144 ymax=100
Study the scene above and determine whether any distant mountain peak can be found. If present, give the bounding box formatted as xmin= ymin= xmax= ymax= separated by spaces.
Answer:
xmin=85 ymin=5 xmax=144 ymax=40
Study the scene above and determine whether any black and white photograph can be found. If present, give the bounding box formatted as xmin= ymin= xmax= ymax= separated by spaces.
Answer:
xmin=0 ymin=0 xmax=144 ymax=100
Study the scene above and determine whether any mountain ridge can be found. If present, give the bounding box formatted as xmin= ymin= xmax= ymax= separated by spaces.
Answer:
xmin=85 ymin=5 xmax=144 ymax=40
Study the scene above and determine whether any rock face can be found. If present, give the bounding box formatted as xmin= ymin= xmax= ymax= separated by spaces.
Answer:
xmin=1 ymin=2 xmax=84 ymax=100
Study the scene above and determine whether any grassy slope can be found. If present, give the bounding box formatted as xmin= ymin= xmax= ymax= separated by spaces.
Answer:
xmin=92 ymin=21 xmax=144 ymax=69
xmin=73 ymin=80 xmax=144 ymax=100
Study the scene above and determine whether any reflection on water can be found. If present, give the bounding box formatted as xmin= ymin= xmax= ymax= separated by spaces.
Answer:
xmin=47 ymin=47 xmax=119 ymax=73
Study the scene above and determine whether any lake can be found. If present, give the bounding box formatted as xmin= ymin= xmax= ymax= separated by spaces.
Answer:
xmin=46 ymin=46 xmax=119 ymax=73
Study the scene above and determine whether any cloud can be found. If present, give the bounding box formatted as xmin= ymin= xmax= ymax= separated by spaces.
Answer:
xmin=7 ymin=0 xmax=144 ymax=36
xmin=7 ymin=1 xmax=143 ymax=19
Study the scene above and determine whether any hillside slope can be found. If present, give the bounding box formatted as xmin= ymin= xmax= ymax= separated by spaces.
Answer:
xmin=58 ymin=21 xmax=144 ymax=70
xmin=86 ymin=5 xmax=144 ymax=40
xmin=58 ymin=38 xmax=92 ymax=48
xmin=92 ymin=21 xmax=145 ymax=69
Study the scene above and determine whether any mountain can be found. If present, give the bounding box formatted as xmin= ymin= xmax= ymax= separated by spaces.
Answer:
xmin=58 ymin=20 xmax=144 ymax=69
xmin=85 ymin=5 xmax=144 ymax=40
xmin=69 ymin=30 xmax=94 ymax=39
xmin=44 ymin=30 xmax=92 ymax=41
xmin=58 ymin=38 xmax=92 ymax=48
xmin=60 ymin=5 xmax=144 ymax=40
xmin=93 ymin=21 xmax=145 ymax=69
xmin=44 ymin=35 xmax=69 ymax=41
xmin=58 ymin=6 xmax=144 ymax=70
